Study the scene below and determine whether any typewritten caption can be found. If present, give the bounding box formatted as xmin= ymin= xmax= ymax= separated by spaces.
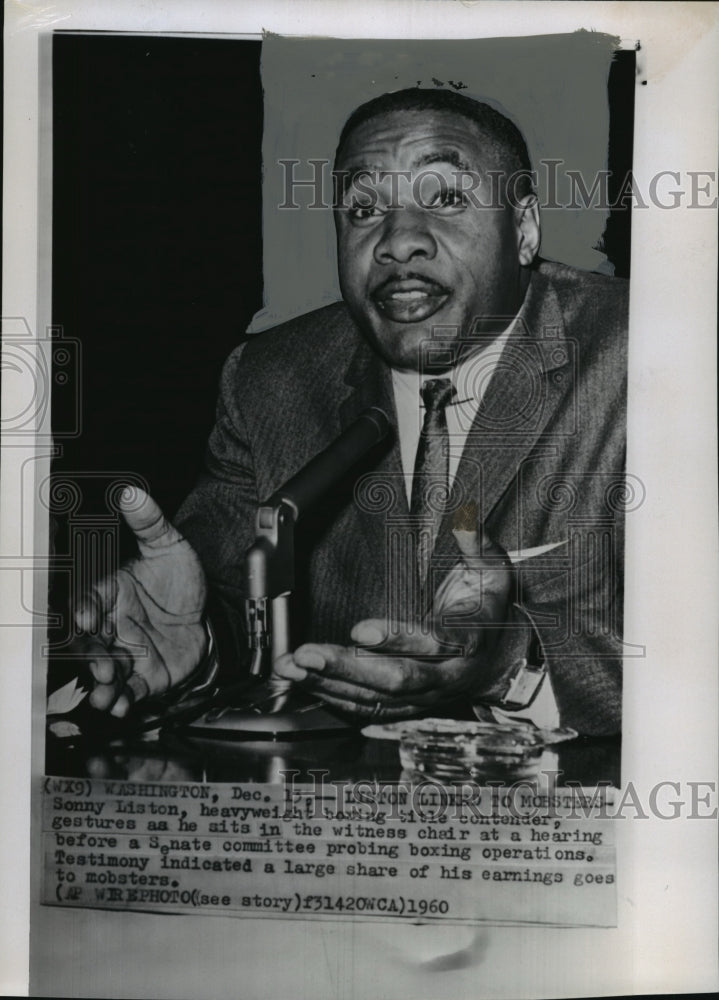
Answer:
xmin=42 ymin=777 xmax=616 ymax=926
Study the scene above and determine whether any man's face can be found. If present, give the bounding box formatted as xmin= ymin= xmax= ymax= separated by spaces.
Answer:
xmin=334 ymin=109 xmax=539 ymax=372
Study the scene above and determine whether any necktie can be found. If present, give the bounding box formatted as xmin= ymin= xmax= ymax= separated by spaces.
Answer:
xmin=410 ymin=377 xmax=456 ymax=591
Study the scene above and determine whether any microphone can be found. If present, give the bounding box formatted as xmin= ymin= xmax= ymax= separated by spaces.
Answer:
xmin=245 ymin=407 xmax=392 ymax=675
xmin=264 ymin=406 xmax=391 ymax=519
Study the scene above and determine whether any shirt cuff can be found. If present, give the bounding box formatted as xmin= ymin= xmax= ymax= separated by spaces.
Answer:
xmin=491 ymin=671 xmax=560 ymax=730
xmin=472 ymin=602 xmax=559 ymax=729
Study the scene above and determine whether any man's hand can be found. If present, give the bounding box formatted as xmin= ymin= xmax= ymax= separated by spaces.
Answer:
xmin=74 ymin=487 xmax=208 ymax=717
xmin=273 ymin=523 xmax=518 ymax=721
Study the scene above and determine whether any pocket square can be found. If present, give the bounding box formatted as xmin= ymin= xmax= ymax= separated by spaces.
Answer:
xmin=507 ymin=540 xmax=567 ymax=564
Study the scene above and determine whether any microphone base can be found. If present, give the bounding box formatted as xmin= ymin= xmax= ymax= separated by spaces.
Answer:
xmin=177 ymin=681 xmax=355 ymax=742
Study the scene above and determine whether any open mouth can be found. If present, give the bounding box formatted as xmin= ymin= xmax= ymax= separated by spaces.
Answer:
xmin=372 ymin=276 xmax=451 ymax=323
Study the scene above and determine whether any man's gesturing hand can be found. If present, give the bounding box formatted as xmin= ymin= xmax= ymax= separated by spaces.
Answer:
xmin=273 ymin=520 xmax=518 ymax=721
xmin=74 ymin=487 xmax=208 ymax=717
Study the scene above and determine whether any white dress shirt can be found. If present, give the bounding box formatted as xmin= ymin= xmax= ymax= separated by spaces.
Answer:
xmin=390 ymin=326 xmax=560 ymax=730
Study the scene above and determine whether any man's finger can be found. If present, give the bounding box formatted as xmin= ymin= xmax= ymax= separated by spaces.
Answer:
xmin=90 ymin=669 xmax=148 ymax=718
xmin=312 ymin=690 xmax=428 ymax=722
xmin=271 ymin=652 xmax=308 ymax=682
xmin=74 ymin=575 xmax=120 ymax=635
xmin=89 ymin=680 xmax=123 ymax=712
xmin=452 ymin=502 xmax=508 ymax=559
xmin=303 ymin=670 xmax=464 ymax=711
xmin=74 ymin=599 xmax=98 ymax=634
xmin=300 ymin=672 xmax=384 ymax=706
xmin=84 ymin=637 xmax=118 ymax=685
xmin=452 ymin=525 xmax=501 ymax=562
xmin=119 ymin=486 xmax=184 ymax=551
xmin=110 ymin=691 xmax=133 ymax=718
xmin=350 ymin=619 xmax=461 ymax=657
xmin=293 ymin=642 xmax=441 ymax=695
xmin=108 ymin=667 xmax=150 ymax=718
xmin=86 ymin=639 xmax=136 ymax=711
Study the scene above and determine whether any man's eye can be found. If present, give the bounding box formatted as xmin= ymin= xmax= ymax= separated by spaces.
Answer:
xmin=347 ymin=202 xmax=385 ymax=223
xmin=430 ymin=188 xmax=467 ymax=211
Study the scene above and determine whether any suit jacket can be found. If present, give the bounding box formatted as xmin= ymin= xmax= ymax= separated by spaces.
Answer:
xmin=176 ymin=260 xmax=628 ymax=736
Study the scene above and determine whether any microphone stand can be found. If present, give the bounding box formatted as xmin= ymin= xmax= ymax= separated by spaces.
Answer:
xmin=182 ymin=407 xmax=391 ymax=742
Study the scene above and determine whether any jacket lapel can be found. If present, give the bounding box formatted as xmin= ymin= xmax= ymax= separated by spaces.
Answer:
xmin=338 ymin=338 xmax=409 ymax=604
xmin=432 ymin=270 xmax=573 ymax=574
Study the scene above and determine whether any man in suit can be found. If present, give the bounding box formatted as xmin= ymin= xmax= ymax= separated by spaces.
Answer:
xmin=77 ymin=89 xmax=627 ymax=736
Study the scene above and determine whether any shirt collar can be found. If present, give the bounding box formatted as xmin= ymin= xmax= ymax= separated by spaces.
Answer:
xmin=391 ymin=318 xmax=516 ymax=405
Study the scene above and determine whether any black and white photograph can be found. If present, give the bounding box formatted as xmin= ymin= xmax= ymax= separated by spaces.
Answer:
xmin=45 ymin=29 xmax=632 ymax=781
xmin=1 ymin=2 xmax=717 ymax=998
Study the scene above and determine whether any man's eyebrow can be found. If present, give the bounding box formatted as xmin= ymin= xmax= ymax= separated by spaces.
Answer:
xmin=334 ymin=164 xmax=383 ymax=192
xmin=414 ymin=150 xmax=473 ymax=172
xmin=333 ymin=151 xmax=476 ymax=197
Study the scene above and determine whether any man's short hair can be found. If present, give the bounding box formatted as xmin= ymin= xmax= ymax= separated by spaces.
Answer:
xmin=335 ymin=87 xmax=534 ymax=202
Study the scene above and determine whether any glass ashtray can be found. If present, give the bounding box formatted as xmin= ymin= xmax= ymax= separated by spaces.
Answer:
xmin=363 ymin=718 xmax=577 ymax=781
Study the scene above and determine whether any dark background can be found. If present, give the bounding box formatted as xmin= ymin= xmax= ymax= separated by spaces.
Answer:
xmin=50 ymin=34 xmax=634 ymax=574
xmin=51 ymin=34 xmax=263 ymax=534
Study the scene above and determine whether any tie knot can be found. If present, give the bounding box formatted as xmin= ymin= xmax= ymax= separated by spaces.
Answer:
xmin=420 ymin=377 xmax=455 ymax=412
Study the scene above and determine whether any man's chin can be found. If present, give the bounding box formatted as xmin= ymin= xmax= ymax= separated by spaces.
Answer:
xmin=365 ymin=324 xmax=448 ymax=373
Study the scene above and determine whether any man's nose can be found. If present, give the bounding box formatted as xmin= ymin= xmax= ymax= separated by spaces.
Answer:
xmin=373 ymin=208 xmax=437 ymax=264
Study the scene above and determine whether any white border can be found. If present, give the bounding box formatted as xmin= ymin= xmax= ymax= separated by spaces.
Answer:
xmin=3 ymin=2 xmax=718 ymax=996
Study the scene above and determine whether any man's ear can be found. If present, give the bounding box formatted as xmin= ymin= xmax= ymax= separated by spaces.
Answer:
xmin=515 ymin=194 xmax=541 ymax=266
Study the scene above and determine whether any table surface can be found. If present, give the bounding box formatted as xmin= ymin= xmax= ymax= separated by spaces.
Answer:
xmin=48 ymin=724 xmax=620 ymax=787
xmin=47 ymin=674 xmax=621 ymax=786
